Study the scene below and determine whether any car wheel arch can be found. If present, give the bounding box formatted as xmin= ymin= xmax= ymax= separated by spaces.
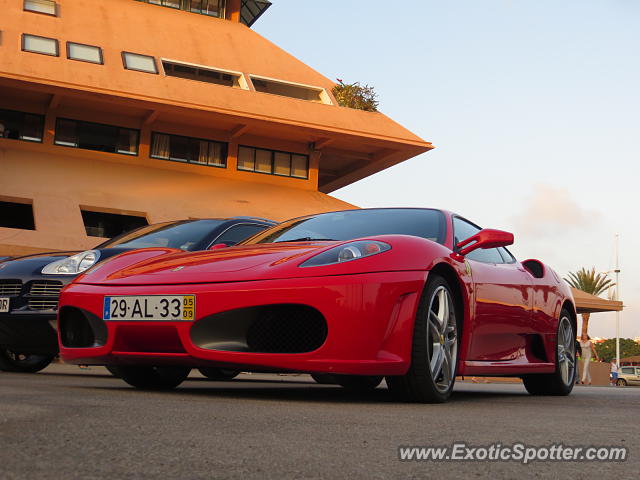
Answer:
xmin=560 ymin=300 xmax=578 ymax=340
xmin=427 ymin=263 xmax=466 ymax=330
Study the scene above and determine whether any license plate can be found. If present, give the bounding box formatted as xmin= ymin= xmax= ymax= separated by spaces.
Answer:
xmin=0 ymin=297 xmax=9 ymax=313
xmin=103 ymin=295 xmax=195 ymax=321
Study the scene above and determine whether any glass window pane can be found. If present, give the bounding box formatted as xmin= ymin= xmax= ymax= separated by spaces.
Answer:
xmin=68 ymin=43 xmax=102 ymax=63
xmin=117 ymin=129 xmax=139 ymax=155
xmin=23 ymin=35 xmax=58 ymax=55
xmin=151 ymin=134 xmax=170 ymax=159
xmin=207 ymin=142 xmax=225 ymax=166
xmin=238 ymin=147 xmax=254 ymax=171
xmin=291 ymin=154 xmax=308 ymax=178
xmin=169 ymin=135 xmax=190 ymax=162
xmin=54 ymin=119 xmax=78 ymax=147
xmin=77 ymin=122 xmax=118 ymax=153
xmin=255 ymin=149 xmax=272 ymax=173
xmin=24 ymin=0 xmax=56 ymax=15
xmin=273 ymin=152 xmax=291 ymax=176
xmin=20 ymin=114 xmax=44 ymax=142
xmin=123 ymin=52 xmax=157 ymax=73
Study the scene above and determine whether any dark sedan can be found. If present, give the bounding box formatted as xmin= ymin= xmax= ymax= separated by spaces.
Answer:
xmin=0 ymin=217 xmax=275 ymax=373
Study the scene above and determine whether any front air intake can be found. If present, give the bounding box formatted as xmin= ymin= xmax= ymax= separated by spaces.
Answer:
xmin=191 ymin=304 xmax=327 ymax=354
xmin=58 ymin=306 xmax=108 ymax=348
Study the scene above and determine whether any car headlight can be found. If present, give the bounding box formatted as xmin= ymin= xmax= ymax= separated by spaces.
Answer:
xmin=299 ymin=241 xmax=390 ymax=267
xmin=41 ymin=250 xmax=101 ymax=275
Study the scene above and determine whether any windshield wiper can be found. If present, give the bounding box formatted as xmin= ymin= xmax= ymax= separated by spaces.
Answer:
xmin=275 ymin=237 xmax=336 ymax=243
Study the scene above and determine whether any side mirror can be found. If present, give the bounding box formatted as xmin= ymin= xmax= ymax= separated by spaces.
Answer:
xmin=208 ymin=243 xmax=228 ymax=251
xmin=456 ymin=229 xmax=514 ymax=257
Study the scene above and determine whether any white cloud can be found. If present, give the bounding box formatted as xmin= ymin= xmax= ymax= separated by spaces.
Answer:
xmin=511 ymin=184 xmax=600 ymax=236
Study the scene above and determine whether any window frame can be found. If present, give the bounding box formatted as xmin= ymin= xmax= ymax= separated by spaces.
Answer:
xmin=66 ymin=41 xmax=104 ymax=65
xmin=0 ymin=108 xmax=45 ymax=143
xmin=21 ymin=33 xmax=59 ymax=57
xmin=161 ymin=59 xmax=245 ymax=89
xmin=80 ymin=207 xmax=149 ymax=239
xmin=23 ymin=0 xmax=57 ymax=17
xmin=150 ymin=131 xmax=228 ymax=168
xmin=237 ymin=145 xmax=309 ymax=180
xmin=121 ymin=51 xmax=159 ymax=74
xmin=0 ymin=199 xmax=36 ymax=231
xmin=54 ymin=117 xmax=140 ymax=157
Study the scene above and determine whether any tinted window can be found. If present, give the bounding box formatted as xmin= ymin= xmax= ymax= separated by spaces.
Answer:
xmin=100 ymin=220 xmax=225 ymax=251
xmin=213 ymin=224 xmax=268 ymax=246
xmin=245 ymin=209 xmax=446 ymax=245
xmin=621 ymin=367 xmax=634 ymax=375
xmin=453 ymin=217 xmax=504 ymax=264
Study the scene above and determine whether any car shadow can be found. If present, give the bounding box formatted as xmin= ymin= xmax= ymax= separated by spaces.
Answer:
xmin=67 ymin=376 xmax=531 ymax=405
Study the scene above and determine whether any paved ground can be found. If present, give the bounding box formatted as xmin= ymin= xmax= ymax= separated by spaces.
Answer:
xmin=1 ymin=364 xmax=637 ymax=480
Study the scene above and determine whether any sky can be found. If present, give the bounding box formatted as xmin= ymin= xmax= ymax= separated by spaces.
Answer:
xmin=254 ymin=0 xmax=640 ymax=339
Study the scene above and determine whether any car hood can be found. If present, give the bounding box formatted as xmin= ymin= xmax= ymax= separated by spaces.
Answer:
xmin=76 ymin=242 xmax=338 ymax=285
xmin=74 ymin=235 xmax=443 ymax=286
xmin=0 ymin=251 xmax=80 ymax=276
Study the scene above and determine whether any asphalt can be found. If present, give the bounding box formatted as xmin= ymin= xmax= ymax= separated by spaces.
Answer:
xmin=0 ymin=364 xmax=637 ymax=480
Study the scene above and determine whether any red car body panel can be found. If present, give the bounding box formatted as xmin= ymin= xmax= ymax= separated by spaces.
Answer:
xmin=58 ymin=210 xmax=576 ymax=378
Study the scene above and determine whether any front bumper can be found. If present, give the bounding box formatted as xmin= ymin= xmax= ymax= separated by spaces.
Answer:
xmin=0 ymin=276 xmax=70 ymax=353
xmin=58 ymin=272 xmax=426 ymax=375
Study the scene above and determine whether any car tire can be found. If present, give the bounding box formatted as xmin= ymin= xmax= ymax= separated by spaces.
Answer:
xmin=335 ymin=375 xmax=383 ymax=391
xmin=522 ymin=310 xmax=576 ymax=396
xmin=386 ymin=274 xmax=460 ymax=403
xmin=616 ymin=379 xmax=627 ymax=387
xmin=197 ymin=367 xmax=240 ymax=381
xmin=310 ymin=373 xmax=339 ymax=384
xmin=119 ymin=366 xmax=191 ymax=390
xmin=0 ymin=348 xmax=55 ymax=373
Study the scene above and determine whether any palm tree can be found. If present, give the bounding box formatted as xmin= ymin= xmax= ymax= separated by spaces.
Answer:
xmin=564 ymin=267 xmax=615 ymax=336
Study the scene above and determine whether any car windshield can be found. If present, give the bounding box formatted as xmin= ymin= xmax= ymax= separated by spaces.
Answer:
xmin=96 ymin=220 xmax=225 ymax=251
xmin=243 ymin=209 xmax=446 ymax=245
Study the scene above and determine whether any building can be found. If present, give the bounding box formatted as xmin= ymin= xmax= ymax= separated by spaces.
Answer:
xmin=0 ymin=0 xmax=432 ymax=257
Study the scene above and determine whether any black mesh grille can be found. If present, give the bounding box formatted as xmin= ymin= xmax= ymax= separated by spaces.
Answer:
xmin=191 ymin=304 xmax=327 ymax=354
xmin=245 ymin=305 xmax=327 ymax=353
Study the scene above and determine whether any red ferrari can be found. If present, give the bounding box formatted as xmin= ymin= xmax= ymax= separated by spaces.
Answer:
xmin=58 ymin=208 xmax=577 ymax=403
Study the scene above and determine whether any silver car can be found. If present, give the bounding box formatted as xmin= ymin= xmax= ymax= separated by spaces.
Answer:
xmin=617 ymin=366 xmax=640 ymax=386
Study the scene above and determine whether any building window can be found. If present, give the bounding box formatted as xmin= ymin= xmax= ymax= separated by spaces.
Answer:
xmin=22 ymin=34 xmax=59 ymax=56
xmin=54 ymin=118 xmax=139 ymax=156
xmin=67 ymin=42 xmax=103 ymax=64
xmin=0 ymin=108 xmax=45 ymax=142
xmin=122 ymin=52 xmax=158 ymax=74
xmin=151 ymin=132 xmax=227 ymax=167
xmin=0 ymin=200 xmax=35 ymax=230
xmin=162 ymin=60 xmax=243 ymax=88
xmin=250 ymin=76 xmax=329 ymax=104
xmin=81 ymin=209 xmax=149 ymax=238
xmin=24 ymin=0 xmax=57 ymax=16
xmin=137 ymin=0 xmax=226 ymax=18
xmin=238 ymin=146 xmax=308 ymax=179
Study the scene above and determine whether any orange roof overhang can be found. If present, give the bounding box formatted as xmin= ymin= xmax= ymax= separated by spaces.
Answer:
xmin=572 ymin=288 xmax=623 ymax=314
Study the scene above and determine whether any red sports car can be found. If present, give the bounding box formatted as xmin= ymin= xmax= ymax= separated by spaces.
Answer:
xmin=58 ymin=208 xmax=577 ymax=403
